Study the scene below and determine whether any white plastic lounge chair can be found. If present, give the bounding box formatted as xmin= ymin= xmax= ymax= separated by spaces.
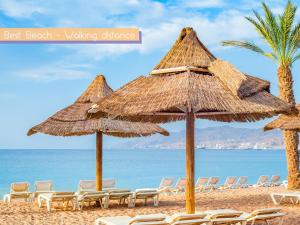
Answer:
xmin=166 ymin=213 xmax=210 ymax=225
xmin=172 ymin=178 xmax=186 ymax=193
xmin=34 ymin=180 xmax=54 ymax=197
xmin=233 ymin=176 xmax=249 ymax=188
xmin=158 ymin=177 xmax=175 ymax=194
xmin=282 ymin=180 xmax=288 ymax=188
xmin=205 ymin=209 xmax=244 ymax=219
xmin=268 ymin=175 xmax=281 ymax=187
xmin=252 ymin=175 xmax=269 ymax=187
xmin=205 ymin=177 xmax=219 ymax=191
xmin=195 ymin=177 xmax=209 ymax=192
xmin=241 ymin=208 xmax=285 ymax=225
xmin=3 ymin=182 xmax=32 ymax=203
xmin=219 ymin=176 xmax=237 ymax=190
xmin=270 ymin=192 xmax=300 ymax=205
xmin=103 ymin=179 xmax=116 ymax=190
xmin=107 ymin=189 xmax=134 ymax=208
xmin=38 ymin=192 xmax=76 ymax=212
xmin=77 ymin=180 xmax=96 ymax=194
xmin=77 ymin=191 xmax=109 ymax=210
xmin=95 ymin=214 xmax=167 ymax=225
xmin=205 ymin=209 xmax=245 ymax=225
xmin=132 ymin=188 xmax=159 ymax=207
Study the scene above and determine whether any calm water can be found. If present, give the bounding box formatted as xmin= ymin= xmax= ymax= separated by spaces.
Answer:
xmin=0 ymin=149 xmax=287 ymax=195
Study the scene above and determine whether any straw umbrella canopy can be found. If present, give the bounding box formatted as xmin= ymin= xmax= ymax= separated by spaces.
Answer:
xmin=28 ymin=75 xmax=169 ymax=191
xmin=88 ymin=27 xmax=292 ymax=213
xmin=264 ymin=105 xmax=300 ymax=132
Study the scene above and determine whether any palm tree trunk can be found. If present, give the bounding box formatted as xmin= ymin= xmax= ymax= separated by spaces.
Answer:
xmin=278 ymin=65 xmax=300 ymax=189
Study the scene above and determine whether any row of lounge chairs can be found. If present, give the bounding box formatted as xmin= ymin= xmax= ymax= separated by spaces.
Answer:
xmin=3 ymin=180 xmax=159 ymax=211
xmin=96 ymin=208 xmax=285 ymax=225
xmin=159 ymin=175 xmax=282 ymax=194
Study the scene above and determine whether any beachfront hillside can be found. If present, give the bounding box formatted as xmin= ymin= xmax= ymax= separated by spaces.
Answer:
xmin=112 ymin=126 xmax=285 ymax=150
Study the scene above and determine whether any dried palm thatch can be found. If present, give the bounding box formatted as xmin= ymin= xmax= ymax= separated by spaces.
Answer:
xmin=264 ymin=105 xmax=300 ymax=132
xmin=89 ymin=28 xmax=291 ymax=123
xmin=28 ymin=75 xmax=169 ymax=137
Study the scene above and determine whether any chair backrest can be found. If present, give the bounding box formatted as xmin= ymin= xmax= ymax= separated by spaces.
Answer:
xmin=35 ymin=180 xmax=53 ymax=192
xmin=257 ymin=175 xmax=269 ymax=185
xmin=224 ymin=177 xmax=236 ymax=186
xmin=11 ymin=182 xmax=30 ymax=193
xmin=271 ymin=175 xmax=280 ymax=183
xmin=246 ymin=208 xmax=284 ymax=220
xmin=103 ymin=179 xmax=116 ymax=189
xmin=175 ymin=178 xmax=186 ymax=188
xmin=248 ymin=208 xmax=282 ymax=217
xmin=208 ymin=177 xmax=219 ymax=185
xmin=196 ymin=177 xmax=209 ymax=187
xmin=159 ymin=177 xmax=175 ymax=188
xmin=78 ymin=180 xmax=96 ymax=193
xmin=168 ymin=213 xmax=207 ymax=222
xmin=237 ymin=176 xmax=248 ymax=185
xmin=129 ymin=214 xmax=166 ymax=225
xmin=209 ymin=211 xmax=243 ymax=219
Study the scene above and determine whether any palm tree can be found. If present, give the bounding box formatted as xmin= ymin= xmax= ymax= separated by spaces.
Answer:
xmin=222 ymin=1 xmax=300 ymax=189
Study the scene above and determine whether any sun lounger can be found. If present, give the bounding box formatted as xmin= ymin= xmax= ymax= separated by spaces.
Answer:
xmin=95 ymin=214 xmax=167 ymax=225
xmin=77 ymin=180 xmax=96 ymax=194
xmin=172 ymin=178 xmax=186 ymax=193
xmin=103 ymin=179 xmax=116 ymax=190
xmin=34 ymin=180 xmax=54 ymax=197
xmin=77 ymin=191 xmax=109 ymax=210
xmin=241 ymin=208 xmax=285 ymax=225
xmin=205 ymin=209 xmax=244 ymax=219
xmin=219 ymin=176 xmax=237 ymax=190
xmin=157 ymin=177 xmax=175 ymax=195
xmin=3 ymin=182 xmax=32 ymax=203
xmin=195 ymin=177 xmax=209 ymax=192
xmin=132 ymin=188 xmax=159 ymax=207
xmin=233 ymin=176 xmax=249 ymax=188
xmin=205 ymin=177 xmax=219 ymax=191
xmin=270 ymin=192 xmax=300 ymax=205
xmin=205 ymin=209 xmax=246 ymax=225
xmin=268 ymin=175 xmax=281 ymax=187
xmin=38 ymin=192 xmax=77 ymax=212
xmin=107 ymin=189 xmax=134 ymax=208
xmin=282 ymin=180 xmax=288 ymax=188
xmin=166 ymin=213 xmax=210 ymax=225
xmin=252 ymin=175 xmax=269 ymax=187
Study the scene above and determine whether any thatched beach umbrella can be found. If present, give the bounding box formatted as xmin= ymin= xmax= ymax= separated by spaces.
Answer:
xmin=88 ymin=27 xmax=292 ymax=213
xmin=28 ymin=75 xmax=169 ymax=191
xmin=264 ymin=105 xmax=300 ymax=132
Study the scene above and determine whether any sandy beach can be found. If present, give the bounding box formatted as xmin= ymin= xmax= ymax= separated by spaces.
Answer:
xmin=0 ymin=186 xmax=299 ymax=225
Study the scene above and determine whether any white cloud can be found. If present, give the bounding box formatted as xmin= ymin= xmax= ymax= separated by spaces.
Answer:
xmin=0 ymin=0 xmax=45 ymax=18
xmin=182 ymin=0 xmax=225 ymax=8
xmin=1 ymin=0 xmax=286 ymax=81
xmin=17 ymin=62 xmax=93 ymax=82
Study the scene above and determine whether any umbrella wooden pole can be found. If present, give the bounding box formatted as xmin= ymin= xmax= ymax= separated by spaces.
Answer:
xmin=186 ymin=111 xmax=195 ymax=214
xmin=96 ymin=132 xmax=103 ymax=191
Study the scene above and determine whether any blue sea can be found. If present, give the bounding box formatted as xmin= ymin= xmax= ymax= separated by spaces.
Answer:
xmin=0 ymin=149 xmax=287 ymax=195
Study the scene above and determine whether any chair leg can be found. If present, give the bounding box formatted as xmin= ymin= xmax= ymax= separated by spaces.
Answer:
xmin=154 ymin=196 xmax=159 ymax=206
xmin=46 ymin=201 xmax=51 ymax=212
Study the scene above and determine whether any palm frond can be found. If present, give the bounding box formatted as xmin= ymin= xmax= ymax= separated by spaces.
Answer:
xmin=292 ymin=53 xmax=300 ymax=64
xmin=261 ymin=2 xmax=281 ymax=54
xmin=279 ymin=0 xmax=297 ymax=63
xmin=222 ymin=40 xmax=268 ymax=55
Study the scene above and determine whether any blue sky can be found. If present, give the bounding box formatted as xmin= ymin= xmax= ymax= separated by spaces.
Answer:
xmin=0 ymin=0 xmax=299 ymax=149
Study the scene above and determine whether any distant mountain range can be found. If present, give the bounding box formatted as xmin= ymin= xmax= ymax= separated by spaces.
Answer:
xmin=111 ymin=125 xmax=286 ymax=150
